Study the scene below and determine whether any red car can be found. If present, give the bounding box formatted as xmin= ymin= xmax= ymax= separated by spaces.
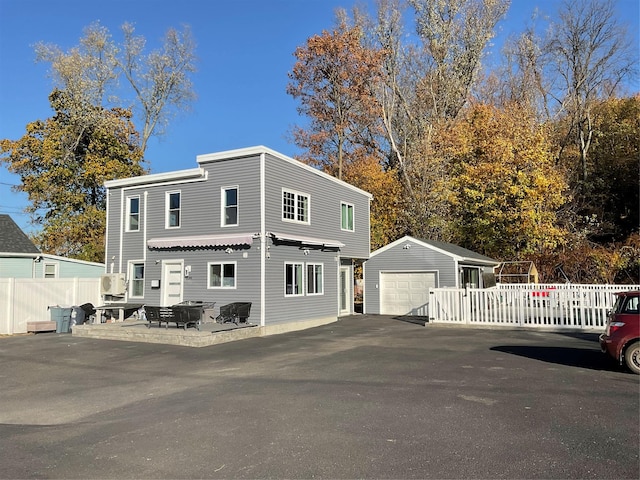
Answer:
xmin=599 ymin=291 xmax=640 ymax=374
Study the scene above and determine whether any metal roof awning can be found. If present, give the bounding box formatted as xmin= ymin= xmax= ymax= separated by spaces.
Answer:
xmin=147 ymin=233 xmax=254 ymax=249
xmin=268 ymin=232 xmax=344 ymax=249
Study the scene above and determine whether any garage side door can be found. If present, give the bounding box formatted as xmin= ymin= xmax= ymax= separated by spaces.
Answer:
xmin=380 ymin=271 xmax=436 ymax=316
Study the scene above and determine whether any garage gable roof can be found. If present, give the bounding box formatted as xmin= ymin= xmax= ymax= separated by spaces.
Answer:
xmin=370 ymin=235 xmax=499 ymax=266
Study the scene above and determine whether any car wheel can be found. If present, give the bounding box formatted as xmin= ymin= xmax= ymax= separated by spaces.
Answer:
xmin=623 ymin=341 xmax=640 ymax=375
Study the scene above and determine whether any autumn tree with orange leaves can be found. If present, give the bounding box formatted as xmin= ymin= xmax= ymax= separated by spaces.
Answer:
xmin=287 ymin=17 xmax=384 ymax=181
xmin=287 ymin=0 xmax=638 ymax=283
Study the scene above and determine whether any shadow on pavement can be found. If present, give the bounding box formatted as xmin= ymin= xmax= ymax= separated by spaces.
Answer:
xmin=491 ymin=345 xmax=621 ymax=371
xmin=391 ymin=316 xmax=428 ymax=326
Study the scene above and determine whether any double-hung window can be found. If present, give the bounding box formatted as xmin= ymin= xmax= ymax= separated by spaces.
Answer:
xmin=166 ymin=191 xmax=181 ymax=228
xmin=209 ymin=262 xmax=236 ymax=288
xmin=307 ymin=263 xmax=323 ymax=295
xmin=127 ymin=196 xmax=140 ymax=232
xmin=43 ymin=263 xmax=58 ymax=279
xmin=282 ymin=189 xmax=309 ymax=224
xmin=285 ymin=262 xmax=304 ymax=296
xmin=341 ymin=202 xmax=354 ymax=231
xmin=130 ymin=263 xmax=144 ymax=297
xmin=222 ymin=187 xmax=238 ymax=226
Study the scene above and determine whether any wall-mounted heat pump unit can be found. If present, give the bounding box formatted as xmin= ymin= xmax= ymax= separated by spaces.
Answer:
xmin=100 ymin=273 xmax=127 ymax=296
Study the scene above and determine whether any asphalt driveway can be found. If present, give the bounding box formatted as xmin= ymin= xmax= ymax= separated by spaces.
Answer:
xmin=1 ymin=315 xmax=638 ymax=479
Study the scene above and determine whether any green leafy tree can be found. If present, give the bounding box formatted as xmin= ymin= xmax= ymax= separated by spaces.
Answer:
xmin=0 ymin=90 xmax=146 ymax=261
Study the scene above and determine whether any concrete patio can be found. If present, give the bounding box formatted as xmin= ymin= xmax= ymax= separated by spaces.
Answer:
xmin=72 ymin=318 xmax=262 ymax=347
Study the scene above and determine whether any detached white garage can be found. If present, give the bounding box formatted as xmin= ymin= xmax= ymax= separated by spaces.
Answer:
xmin=364 ymin=236 xmax=499 ymax=316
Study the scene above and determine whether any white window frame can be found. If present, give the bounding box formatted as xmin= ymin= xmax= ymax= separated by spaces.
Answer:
xmin=166 ymin=190 xmax=181 ymax=229
xmin=284 ymin=262 xmax=304 ymax=296
xmin=43 ymin=262 xmax=58 ymax=279
xmin=341 ymin=202 xmax=354 ymax=232
xmin=306 ymin=263 xmax=324 ymax=295
xmin=129 ymin=261 xmax=145 ymax=298
xmin=282 ymin=188 xmax=310 ymax=224
xmin=221 ymin=186 xmax=239 ymax=227
xmin=208 ymin=261 xmax=237 ymax=289
xmin=126 ymin=195 xmax=140 ymax=232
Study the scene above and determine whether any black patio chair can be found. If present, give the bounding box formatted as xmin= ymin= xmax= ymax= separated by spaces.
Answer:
xmin=216 ymin=302 xmax=252 ymax=325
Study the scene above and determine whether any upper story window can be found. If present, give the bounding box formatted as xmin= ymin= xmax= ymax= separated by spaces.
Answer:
xmin=208 ymin=262 xmax=236 ymax=289
xmin=341 ymin=202 xmax=354 ymax=231
xmin=127 ymin=196 xmax=140 ymax=232
xmin=166 ymin=191 xmax=181 ymax=228
xmin=43 ymin=263 xmax=58 ymax=279
xmin=283 ymin=189 xmax=309 ymax=224
xmin=130 ymin=263 xmax=144 ymax=297
xmin=222 ymin=186 xmax=238 ymax=226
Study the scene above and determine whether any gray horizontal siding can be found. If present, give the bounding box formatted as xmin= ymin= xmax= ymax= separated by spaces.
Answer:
xmin=263 ymin=154 xmax=370 ymax=260
xmin=105 ymin=150 xmax=368 ymax=326
xmin=106 ymin=155 xmax=261 ymax=274
xmin=264 ymin=239 xmax=338 ymax=325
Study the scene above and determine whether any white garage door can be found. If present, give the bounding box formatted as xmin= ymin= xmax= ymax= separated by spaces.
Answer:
xmin=380 ymin=271 xmax=436 ymax=316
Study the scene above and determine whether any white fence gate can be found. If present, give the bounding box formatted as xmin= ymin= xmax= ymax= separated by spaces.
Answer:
xmin=428 ymin=284 xmax=640 ymax=330
xmin=0 ymin=278 xmax=101 ymax=335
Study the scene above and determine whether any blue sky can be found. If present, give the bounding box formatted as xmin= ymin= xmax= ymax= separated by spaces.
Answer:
xmin=1 ymin=0 xmax=638 ymax=235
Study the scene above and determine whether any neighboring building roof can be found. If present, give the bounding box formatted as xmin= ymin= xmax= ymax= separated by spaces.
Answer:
xmin=370 ymin=235 xmax=499 ymax=266
xmin=0 ymin=215 xmax=40 ymax=254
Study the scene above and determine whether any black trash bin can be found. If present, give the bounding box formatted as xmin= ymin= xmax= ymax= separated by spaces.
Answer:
xmin=69 ymin=303 xmax=96 ymax=327
xmin=70 ymin=306 xmax=86 ymax=326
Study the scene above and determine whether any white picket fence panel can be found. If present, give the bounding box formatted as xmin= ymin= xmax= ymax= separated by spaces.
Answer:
xmin=0 ymin=278 xmax=101 ymax=335
xmin=428 ymin=284 xmax=640 ymax=330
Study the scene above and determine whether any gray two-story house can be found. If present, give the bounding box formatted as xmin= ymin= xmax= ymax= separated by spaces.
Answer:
xmin=104 ymin=146 xmax=372 ymax=332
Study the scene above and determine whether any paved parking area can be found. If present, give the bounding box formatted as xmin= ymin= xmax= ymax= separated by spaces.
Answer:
xmin=1 ymin=315 xmax=638 ymax=479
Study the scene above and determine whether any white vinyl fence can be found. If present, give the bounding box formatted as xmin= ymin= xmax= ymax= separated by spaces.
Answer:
xmin=0 ymin=278 xmax=101 ymax=334
xmin=428 ymin=284 xmax=640 ymax=330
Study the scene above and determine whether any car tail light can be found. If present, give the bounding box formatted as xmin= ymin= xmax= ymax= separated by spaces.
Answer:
xmin=607 ymin=321 xmax=626 ymax=336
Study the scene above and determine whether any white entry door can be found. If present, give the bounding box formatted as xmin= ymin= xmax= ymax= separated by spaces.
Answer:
xmin=339 ymin=266 xmax=351 ymax=316
xmin=162 ymin=260 xmax=183 ymax=306
xmin=380 ymin=271 xmax=436 ymax=316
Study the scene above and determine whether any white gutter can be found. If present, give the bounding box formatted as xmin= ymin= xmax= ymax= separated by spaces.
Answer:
xmin=0 ymin=252 xmax=104 ymax=267
xmin=105 ymin=187 xmax=110 ymax=274
xmin=118 ymin=188 xmax=124 ymax=274
xmin=260 ymin=152 xmax=266 ymax=327
xmin=143 ymin=191 xmax=148 ymax=261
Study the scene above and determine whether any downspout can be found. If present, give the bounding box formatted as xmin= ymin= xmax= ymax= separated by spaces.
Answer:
xmin=260 ymin=152 xmax=266 ymax=327
xmin=118 ymin=188 xmax=124 ymax=274
xmin=105 ymin=189 xmax=110 ymax=274
xmin=143 ymin=191 xmax=148 ymax=261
